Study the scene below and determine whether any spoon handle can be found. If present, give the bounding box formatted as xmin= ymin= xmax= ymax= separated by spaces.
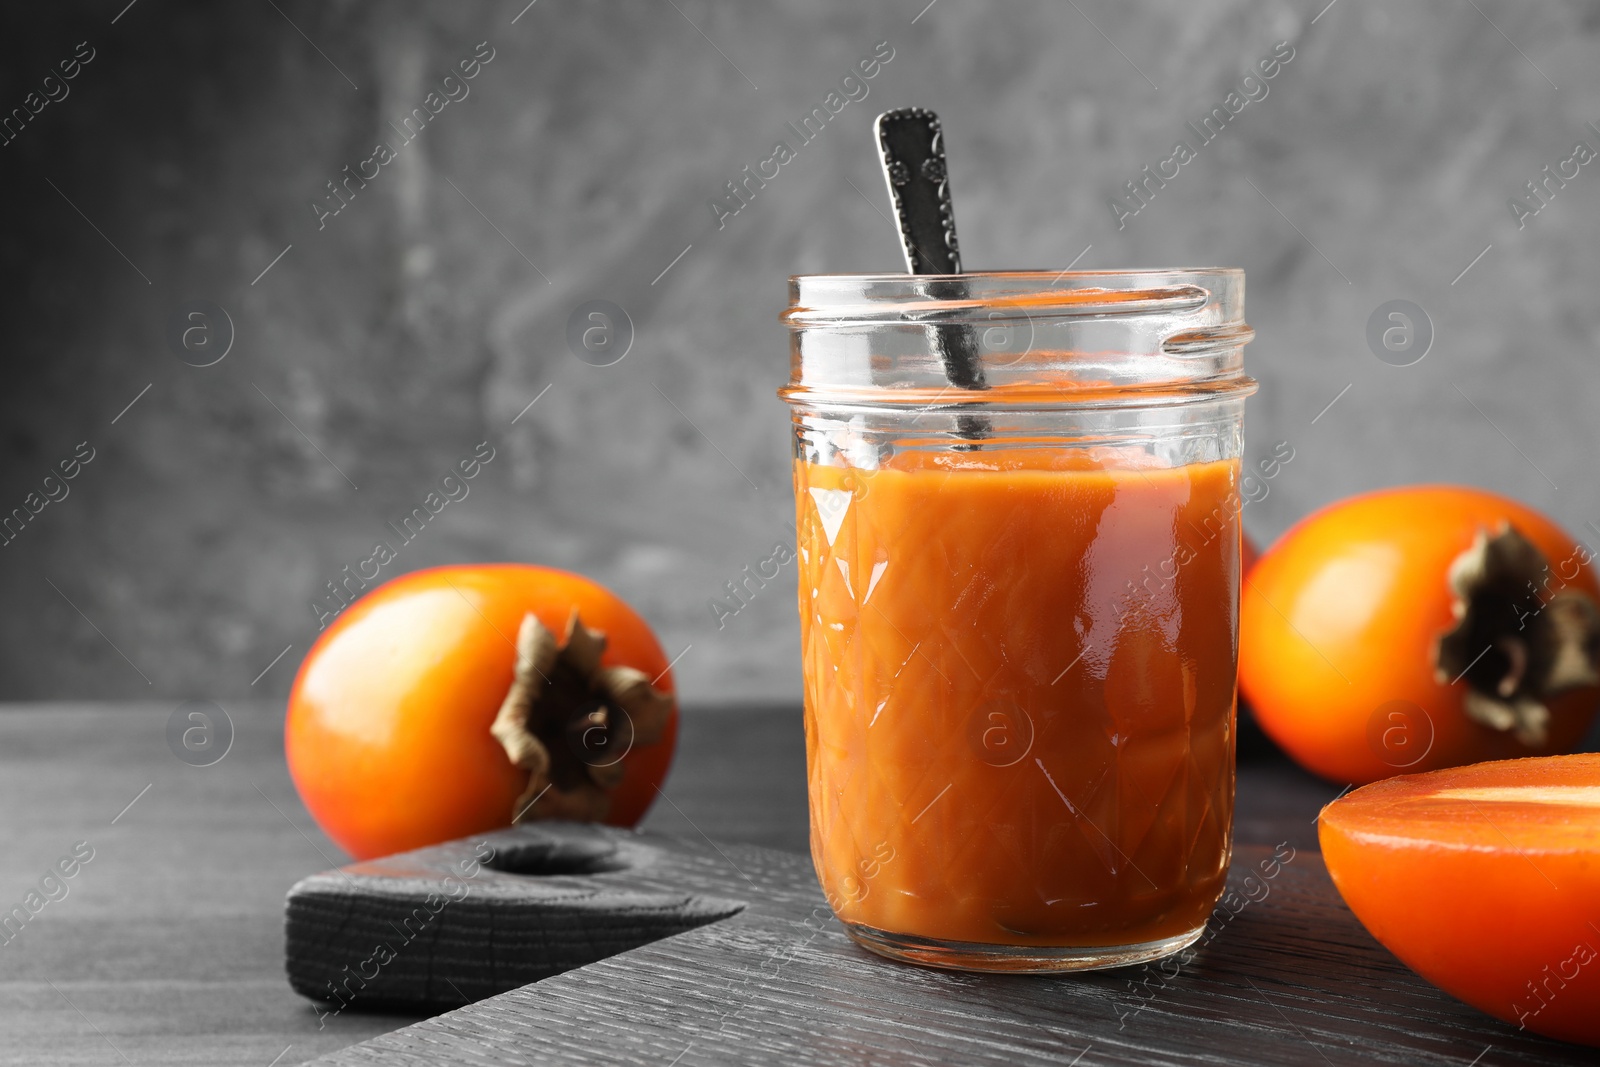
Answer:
xmin=874 ymin=108 xmax=987 ymax=408
xmin=875 ymin=107 xmax=963 ymax=275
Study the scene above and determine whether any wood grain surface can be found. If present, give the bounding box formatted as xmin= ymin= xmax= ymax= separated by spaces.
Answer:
xmin=294 ymin=826 xmax=1591 ymax=1067
xmin=5 ymin=701 xmax=1551 ymax=1066
xmin=0 ymin=702 xmax=810 ymax=1066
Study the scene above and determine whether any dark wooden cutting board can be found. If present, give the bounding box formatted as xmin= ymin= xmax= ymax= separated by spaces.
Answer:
xmin=287 ymin=823 xmax=1590 ymax=1066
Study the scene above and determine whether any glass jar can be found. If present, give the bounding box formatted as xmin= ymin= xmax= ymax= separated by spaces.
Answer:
xmin=779 ymin=270 xmax=1256 ymax=972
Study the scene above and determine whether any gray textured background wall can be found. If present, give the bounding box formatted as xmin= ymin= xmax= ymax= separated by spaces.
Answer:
xmin=3 ymin=0 xmax=1599 ymax=704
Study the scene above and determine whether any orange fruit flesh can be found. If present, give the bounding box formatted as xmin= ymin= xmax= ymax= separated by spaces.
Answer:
xmin=795 ymin=450 xmax=1241 ymax=947
xmin=1319 ymin=753 xmax=1600 ymax=1047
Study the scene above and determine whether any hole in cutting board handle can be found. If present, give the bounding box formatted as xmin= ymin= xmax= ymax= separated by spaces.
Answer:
xmin=481 ymin=825 xmax=631 ymax=876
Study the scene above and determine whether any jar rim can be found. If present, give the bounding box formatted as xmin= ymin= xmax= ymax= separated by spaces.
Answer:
xmin=787 ymin=268 xmax=1243 ymax=283
xmin=780 ymin=267 xmax=1252 ymax=409
xmin=783 ymin=269 xmax=1245 ymax=330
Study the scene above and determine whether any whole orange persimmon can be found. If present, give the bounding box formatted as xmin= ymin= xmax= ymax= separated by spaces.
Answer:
xmin=1240 ymin=486 xmax=1600 ymax=784
xmin=286 ymin=565 xmax=679 ymax=860
xmin=1320 ymin=754 xmax=1600 ymax=1047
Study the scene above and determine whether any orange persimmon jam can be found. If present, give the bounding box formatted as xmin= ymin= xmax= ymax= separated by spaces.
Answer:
xmin=795 ymin=449 xmax=1241 ymax=965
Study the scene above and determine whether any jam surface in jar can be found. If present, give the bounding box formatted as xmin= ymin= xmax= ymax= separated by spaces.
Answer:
xmin=796 ymin=451 xmax=1240 ymax=950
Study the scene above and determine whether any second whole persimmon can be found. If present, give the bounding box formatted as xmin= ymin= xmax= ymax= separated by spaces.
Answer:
xmin=1240 ymin=486 xmax=1600 ymax=784
xmin=286 ymin=565 xmax=678 ymax=860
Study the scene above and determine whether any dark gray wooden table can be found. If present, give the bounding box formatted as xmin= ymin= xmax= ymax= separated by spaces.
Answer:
xmin=0 ymin=701 xmax=1365 ymax=1065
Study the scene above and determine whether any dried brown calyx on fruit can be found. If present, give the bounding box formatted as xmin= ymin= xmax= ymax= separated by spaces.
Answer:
xmin=1435 ymin=524 xmax=1600 ymax=747
xmin=490 ymin=610 xmax=674 ymax=823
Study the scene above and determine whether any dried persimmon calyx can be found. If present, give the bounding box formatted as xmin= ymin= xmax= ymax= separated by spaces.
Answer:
xmin=1435 ymin=524 xmax=1600 ymax=746
xmin=490 ymin=610 xmax=674 ymax=823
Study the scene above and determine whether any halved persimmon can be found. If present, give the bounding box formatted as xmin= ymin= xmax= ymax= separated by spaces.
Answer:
xmin=1319 ymin=753 xmax=1600 ymax=1047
